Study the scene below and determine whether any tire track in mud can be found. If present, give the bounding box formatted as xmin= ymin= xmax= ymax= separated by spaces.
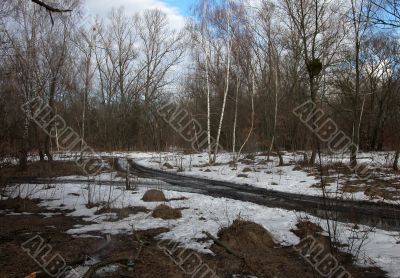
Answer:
xmin=2 ymin=157 xmax=399 ymax=231
xmin=127 ymin=160 xmax=400 ymax=232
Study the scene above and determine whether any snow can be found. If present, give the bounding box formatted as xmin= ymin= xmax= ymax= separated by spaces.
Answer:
xmin=5 ymin=177 xmax=400 ymax=277
xmin=129 ymin=151 xmax=400 ymax=204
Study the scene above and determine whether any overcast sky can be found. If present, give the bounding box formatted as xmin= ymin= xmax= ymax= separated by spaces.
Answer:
xmin=83 ymin=0 xmax=194 ymax=29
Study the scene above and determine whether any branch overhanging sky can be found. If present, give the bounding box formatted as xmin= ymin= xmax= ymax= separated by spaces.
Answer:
xmin=84 ymin=0 xmax=194 ymax=29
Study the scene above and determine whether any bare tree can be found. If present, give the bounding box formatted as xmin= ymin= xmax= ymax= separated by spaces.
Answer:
xmin=212 ymin=1 xmax=233 ymax=163
xmin=30 ymin=0 xmax=72 ymax=13
xmin=73 ymin=24 xmax=97 ymax=152
xmin=282 ymin=0 xmax=345 ymax=164
xmin=94 ymin=8 xmax=140 ymax=148
xmin=348 ymin=0 xmax=374 ymax=166
xmin=5 ymin=1 xmax=53 ymax=167
xmin=137 ymin=9 xmax=185 ymax=149
xmin=371 ymin=0 xmax=400 ymax=28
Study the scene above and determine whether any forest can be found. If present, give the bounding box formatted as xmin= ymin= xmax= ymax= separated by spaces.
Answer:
xmin=0 ymin=0 xmax=399 ymax=169
xmin=0 ymin=1 xmax=400 ymax=277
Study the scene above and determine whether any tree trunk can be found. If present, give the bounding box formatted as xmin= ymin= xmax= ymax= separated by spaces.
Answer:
xmin=269 ymin=52 xmax=279 ymax=160
xmin=350 ymin=0 xmax=362 ymax=167
xmin=45 ymin=76 xmax=57 ymax=161
xmin=371 ymin=108 xmax=384 ymax=150
xmin=394 ymin=149 xmax=399 ymax=171
xmin=19 ymin=107 xmax=30 ymax=170
xmin=309 ymin=76 xmax=317 ymax=164
xmin=237 ymin=74 xmax=255 ymax=160
xmin=205 ymin=41 xmax=212 ymax=164
xmin=232 ymin=76 xmax=239 ymax=161
xmin=81 ymin=45 xmax=92 ymax=155
xmin=277 ymin=148 xmax=284 ymax=166
xmin=36 ymin=127 xmax=45 ymax=161
xmin=212 ymin=13 xmax=231 ymax=164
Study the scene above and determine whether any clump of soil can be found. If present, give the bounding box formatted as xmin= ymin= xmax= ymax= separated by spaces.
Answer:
xmin=242 ymin=167 xmax=252 ymax=173
xmin=163 ymin=162 xmax=173 ymax=169
xmin=245 ymin=154 xmax=255 ymax=160
xmin=238 ymin=159 xmax=254 ymax=165
xmin=291 ymin=220 xmax=386 ymax=278
xmin=257 ymin=159 xmax=273 ymax=165
xmin=310 ymin=177 xmax=337 ymax=188
xmin=217 ymin=220 xmax=275 ymax=254
xmin=292 ymin=220 xmax=333 ymax=255
xmin=142 ymin=190 xmax=166 ymax=202
xmin=292 ymin=220 xmax=323 ymax=238
xmin=228 ymin=161 xmax=237 ymax=167
xmin=211 ymin=220 xmax=315 ymax=277
xmin=152 ymin=204 xmax=182 ymax=220
xmin=95 ymin=206 xmax=150 ymax=220
xmin=237 ymin=174 xmax=248 ymax=178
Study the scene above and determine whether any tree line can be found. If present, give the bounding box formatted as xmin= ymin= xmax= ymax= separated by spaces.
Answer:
xmin=0 ymin=0 xmax=399 ymax=169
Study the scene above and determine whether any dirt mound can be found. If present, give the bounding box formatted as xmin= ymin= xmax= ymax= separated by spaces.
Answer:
xmin=293 ymin=220 xmax=323 ymax=238
xmin=142 ymin=190 xmax=166 ymax=202
xmin=292 ymin=221 xmax=331 ymax=253
xmin=163 ymin=162 xmax=173 ymax=169
xmin=152 ymin=204 xmax=182 ymax=220
xmin=217 ymin=220 xmax=275 ymax=254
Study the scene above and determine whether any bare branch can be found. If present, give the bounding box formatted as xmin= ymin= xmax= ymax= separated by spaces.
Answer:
xmin=30 ymin=0 xmax=72 ymax=13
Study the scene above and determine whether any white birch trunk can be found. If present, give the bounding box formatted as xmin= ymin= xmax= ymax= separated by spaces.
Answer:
xmin=232 ymin=76 xmax=239 ymax=161
xmin=205 ymin=41 xmax=212 ymax=164
xmin=213 ymin=3 xmax=231 ymax=163
xmin=269 ymin=55 xmax=279 ymax=155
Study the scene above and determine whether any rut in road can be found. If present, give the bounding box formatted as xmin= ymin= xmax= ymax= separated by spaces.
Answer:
xmin=126 ymin=159 xmax=400 ymax=232
xmin=3 ymin=157 xmax=399 ymax=231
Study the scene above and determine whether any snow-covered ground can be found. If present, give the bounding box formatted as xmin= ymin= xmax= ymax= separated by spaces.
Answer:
xmin=3 ymin=175 xmax=400 ymax=277
xmin=128 ymin=151 xmax=400 ymax=204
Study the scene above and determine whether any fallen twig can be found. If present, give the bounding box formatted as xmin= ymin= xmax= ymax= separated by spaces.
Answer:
xmin=83 ymin=256 xmax=129 ymax=278
xmin=202 ymin=231 xmax=243 ymax=259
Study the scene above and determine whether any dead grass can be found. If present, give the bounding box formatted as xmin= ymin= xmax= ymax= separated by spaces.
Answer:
xmin=0 ymin=198 xmax=388 ymax=278
xmin=310 ymin=177 xmax=337 ymax=188
xmin=95 ymin=206 xmax=150 ymax=220
xmin=0 ymin=197 xmax=46 ymax=214
xmin=294 ymin=160 xmax=400 ymax=200
xmin=142 ymin=190 xmax=166 ymax=202
xmin=152 ymin=204 xmax=182 ymax=220
xmin=217 ymin=220 xmax=275 ymax=253
xmin=238 ymin=159 xmax=254 ymax=165
xmin=342 ymin=178 xmax=400 ymax=200
xmin=211 ymin=219 xmax=316 ymax=277
xmin=292 ymin=220 xmax=386 ymax=278
xmin=0 ymin=161 xmax=86 ymax=178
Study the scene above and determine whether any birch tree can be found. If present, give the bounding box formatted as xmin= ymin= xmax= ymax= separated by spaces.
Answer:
xmin=282 ymin=0 xmax=346 ymax=164
xmin=348 ymin=0 xmax=373 ymax=166
xmin=212 ymin=0 xmax=233 ymax=163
